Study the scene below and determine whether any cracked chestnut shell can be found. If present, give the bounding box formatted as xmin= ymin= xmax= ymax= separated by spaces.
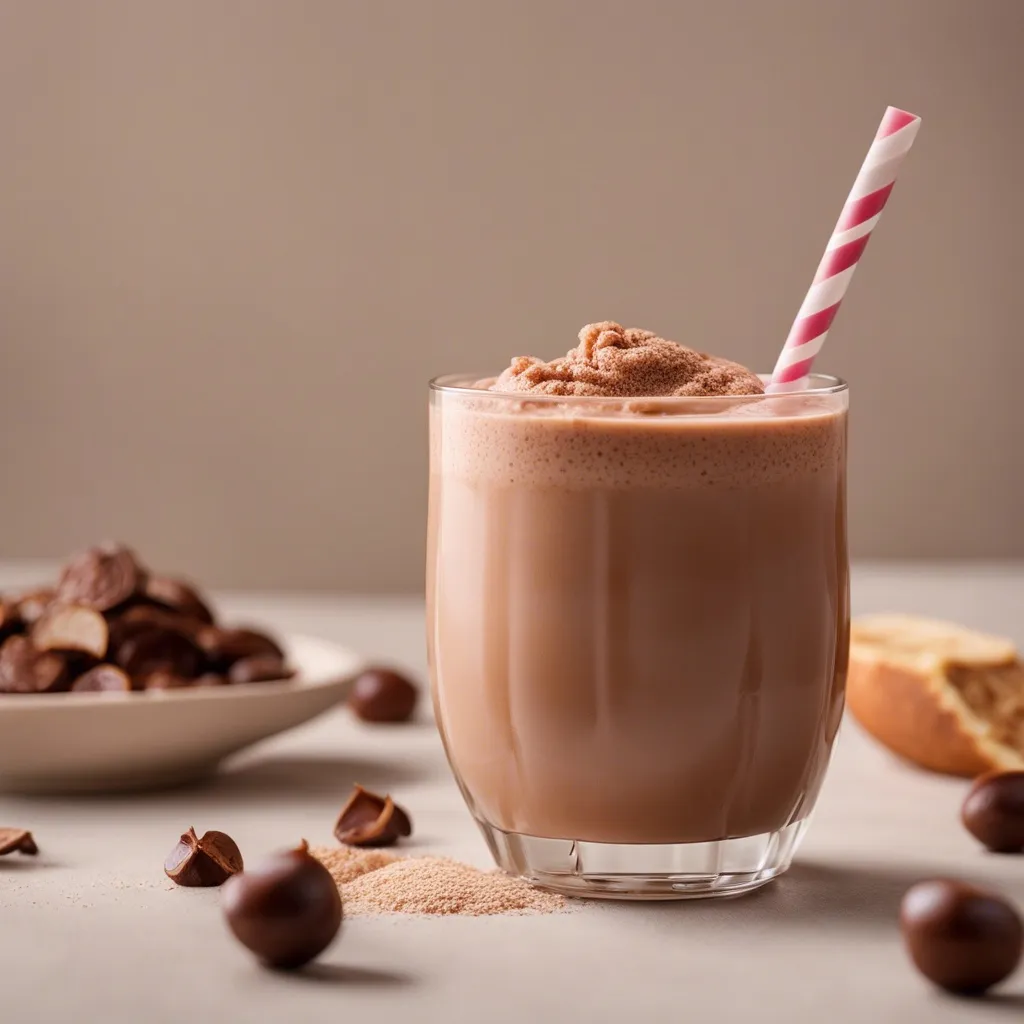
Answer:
xmin=0 ymin=828 xmax=38 ymax=856
xmin=165 ymin=827 xmax=244 ymax=887
xmin=333 ymin=784 xmax=412 ymax=847
xmin=222 ymin=840 xmax=342 ymax=969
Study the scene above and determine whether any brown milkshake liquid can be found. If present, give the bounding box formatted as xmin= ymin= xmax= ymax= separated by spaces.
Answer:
xmin=428 ymin=324 xmax=848 ymax=845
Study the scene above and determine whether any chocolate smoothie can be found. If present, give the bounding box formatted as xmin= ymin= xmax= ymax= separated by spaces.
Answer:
xmin=428 ymin=323 xmax=848 ymax=851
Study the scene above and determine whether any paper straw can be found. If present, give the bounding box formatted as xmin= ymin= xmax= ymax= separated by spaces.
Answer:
xmin=767 ymin=106 xmax=922 ymax=393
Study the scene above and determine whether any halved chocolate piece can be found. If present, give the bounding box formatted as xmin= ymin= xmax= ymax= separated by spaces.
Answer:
xmin=56 ymin=544 xmax=143 ymax=612
xmin=115 ymin=630 xmax=203 ymax=680
xmin=143 ymin=575 xmax=215 ymax=625
xmin=0 ymin=828 xmax=38 ymax=856
xmin=31 ymin=604 xmax=109 ymax=659
xmin=197 ymin=627 xmax=284 ymax=667
xmin=0 ymin=637 xmax=68 ymax=694
xmin=333 ymin=784 xmax=413 ymax=847
xmin=228 ymin=655 xmax=295 ymax=684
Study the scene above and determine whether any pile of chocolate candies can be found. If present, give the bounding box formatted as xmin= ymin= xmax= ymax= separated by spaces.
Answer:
xmin=0 ymin=543 xmax=292 ymax=693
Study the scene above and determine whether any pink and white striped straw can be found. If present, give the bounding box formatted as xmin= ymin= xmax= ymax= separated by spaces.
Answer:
xmin=767 ymin=106 xmax=922 ymax=392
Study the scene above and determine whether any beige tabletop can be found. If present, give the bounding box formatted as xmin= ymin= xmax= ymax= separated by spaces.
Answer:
xmin=2 ymin=563 xmax=1023 ymax=1023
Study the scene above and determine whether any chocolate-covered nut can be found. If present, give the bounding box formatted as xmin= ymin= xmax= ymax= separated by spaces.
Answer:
xmin=70 ymin=664 xmax=132 ymax=693
xmin=197 ymin=627 xmax=284 ymax=666
xmin=900 ymin=879 xmax=1023 ymax=994
xmin=222 ymin=840 xmax=342 ymax=970
xmin=115 ymin=629 xmax=203 ymax=679
xmin=141 ymin=670 xmax=193 ymax=691
xmin=0 ymin=637 xmax=68 ymax=694
xmin=962 ymin=771 xmax=1024 ymax=853
xmin=228 ymin=655 xmax=295 ymax=685
xmin=107 ymin=605 xmax=205 ymax=652
xmin=31 ymin=604 xmax=109 ymax=659
xmin=143 ymin=575 xmax=215 ymax=625
xmin=56 ymin=543 xmax=144 ymax=612
xmin=13 ymin=589 xmax=55 ymax=627
xmin=194 ymin=672 xmax=228 ymax=688
xmin=0 ymin=599 xmax=22 ymax=641
xmin=348 ymin=667 xmax=418 ymax=723
xmin=333 ymin=784 xmax=413 ymax=847
xmin=0 ymin=828 xmax=38 ymax=856
xmin=165 ymin=827 xmax=243 ymax=886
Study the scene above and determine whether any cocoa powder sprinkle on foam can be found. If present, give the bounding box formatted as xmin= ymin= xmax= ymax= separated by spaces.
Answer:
xmin=492 ymin=322 xmax=764 ymax=398
xmin=310 ymin=846 xmax=566 ymax=917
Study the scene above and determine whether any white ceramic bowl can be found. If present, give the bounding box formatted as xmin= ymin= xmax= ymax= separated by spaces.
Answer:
xmin=0 ymin=634 xmax=362 ymax=794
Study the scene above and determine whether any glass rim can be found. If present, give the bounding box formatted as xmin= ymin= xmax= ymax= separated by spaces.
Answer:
xmin=429 ymin=372 xmax=848 ymax=404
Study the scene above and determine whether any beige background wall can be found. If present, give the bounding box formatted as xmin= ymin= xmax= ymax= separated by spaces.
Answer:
xmin=1 ymin=0 xmax=1021 ymax=591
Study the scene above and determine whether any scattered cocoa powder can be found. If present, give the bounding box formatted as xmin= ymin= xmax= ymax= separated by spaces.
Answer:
xmin=310 ymin=847 xmax=566 ymax=917
xmin=309 ymin=844 xmax=401 ymax=886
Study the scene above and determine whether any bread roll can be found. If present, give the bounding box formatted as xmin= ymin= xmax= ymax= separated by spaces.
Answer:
xmin=847 ymin=614 xmax=1024 ymax=777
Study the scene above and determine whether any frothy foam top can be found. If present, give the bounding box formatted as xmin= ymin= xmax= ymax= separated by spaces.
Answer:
xmin=492 ymin=322 xmax=765 ymax=398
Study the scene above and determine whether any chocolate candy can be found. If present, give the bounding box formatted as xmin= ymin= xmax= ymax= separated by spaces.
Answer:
xmin=333 ymin=784 xmax=413 ymax=847
xmin=0 ymin=599 xmax=21 ymax=641
xmin=228 ymin=655 xmax=294 ymax=685
xmin=165 ymin=827 xmax=243 ymax=887
xmin=0 ymin=828 xmax=38 ymax=856
xmin=962 ymin=771 xmax=1024 ymax=853
xmin=900 ymin=879 xmax=1023 ymax=994
xmin=194 ymin=672 xmax=229 ymax=687
xmin=56 ymin=544 xmax=143 ymax=612
xmin=347 ymin=667 xmax=419 ymax=723
xmin=115 ymin=629 xmax=203 ymax=680
xmin=70 ymin=664 xmax=132 ymax=693
xmin=143 ymin=575 xmax=215 ymax=625
xmin=14 ymin=589 xmax=55 ymax=627
xmin=31 ymin=604 xmax=109 ymax=659
xmin=108 ymin=604 xmax=204 ymax=647
xmin=222 ymin=840 xmax=342 ymax=969
xmin=0 ymin=637 xmax=68 ymax=694
xmin=141 ymin=670 xmax=194 ymax=691
xmin=197 ymin=627 xmax=284 ymax=667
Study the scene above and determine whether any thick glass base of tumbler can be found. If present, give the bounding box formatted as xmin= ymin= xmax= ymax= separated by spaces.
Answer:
xmin=480 ymin=819 xmax=808 ymax=900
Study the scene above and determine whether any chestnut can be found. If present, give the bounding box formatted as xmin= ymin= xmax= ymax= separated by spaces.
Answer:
xmin=347 ymin=667 xmax=418 ymax=723
xmin=962 ymin=770 xmax=1024 ymax=854
xmin=900 ymin=879 xmax=1023 ymax=994
xmin=221 ymin=840 xmax=342 ymax=970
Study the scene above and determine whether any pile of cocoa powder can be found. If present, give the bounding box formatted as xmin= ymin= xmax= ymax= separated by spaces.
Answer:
xmin=310 ymin=846 xmax=566 ymax=917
